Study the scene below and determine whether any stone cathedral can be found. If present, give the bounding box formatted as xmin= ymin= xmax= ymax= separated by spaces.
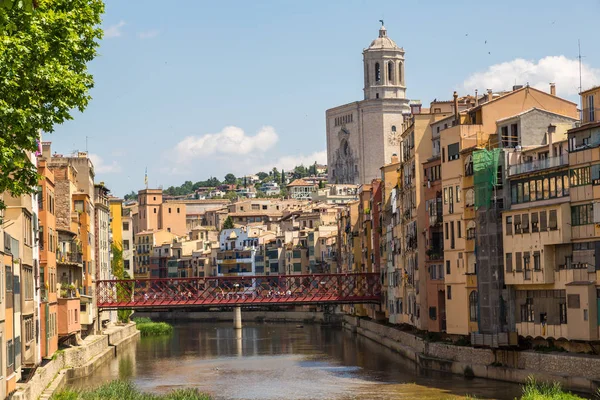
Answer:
xmin=326 ymin=24 xmax=410 ymax=184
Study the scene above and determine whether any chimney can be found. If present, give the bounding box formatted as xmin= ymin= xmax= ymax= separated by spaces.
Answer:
xmin=487 ymin=89 xmax=493 ymax=102
xmin=475 ymin=89 xmax=479 ymax=106
xmin=547 ymin=124 xmax=556 ymax=146
xmin=453 ymin=91 xmax=459 ymax=122
xmin=550 ymin=82 xmax=556 ymax=96
xmin=42 ymin=141 xmax=52 ymax=159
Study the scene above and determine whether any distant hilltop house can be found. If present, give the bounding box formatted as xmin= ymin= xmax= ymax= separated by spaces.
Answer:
xmin=287 ymin=179 xmax=317 ymax=200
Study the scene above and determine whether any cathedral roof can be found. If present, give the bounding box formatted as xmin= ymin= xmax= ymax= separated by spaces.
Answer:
xmin=367 ymin=25 xmax=400 ymax=50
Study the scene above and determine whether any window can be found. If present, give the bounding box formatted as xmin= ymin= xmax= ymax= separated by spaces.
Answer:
xmin=387 ymin=61 xmax=394 ymax=83
xmin=456 ymin=186 xmax=461 ymax=203
xmin=511 ymin=123 xmax=519 ymax=145
xmin=584 ymin=309 xmax=589 ymax=321
xmin=446 ymin=260 xmax=451 ymax=275
xmin=465 ymin=189 xmax=474 ymax=207
xmin=533 ymin=251 xmax=541 ymax=271
xmin=429 ymin=307 xmax=437 ymax=320
xmin=523 ymin=252 xmax=531 ymax=272
xmin=457 ymin=221 xmax=462 ymax=238
xmin=469 ymin=291 xmax=478 ymax=321
xmin=445 ymin=223 xmax=449 ymax=240
xmin=450 ymin=221 xmax=455 ymax=249
xmin=506 ymin=216 xmax=513 ymax=235
xmin=520 ymin=298 xmax=534 ymax=322
xmin=24 ymin=213 xmax=32 ymax=246
xmin=23 ymin=266 xmax=33 ymax=300
xmin=24 ymin=316 xmax=34 ymax=343
xmin=505 ymin=253 xmax=513 ymax=272
xmin=177 ymin=208 xmax=180 ymax=213
xmin=447 ymin=143 xmax=459 ymax=161
xmin=153 ymin=208 xmax=157 ymax=214
xmin=570 ymin=167 xmax=591 ymax=186
xmin=448 ymin=187 xmax=454 ymax=214
xmin=447 ymin=285 xmax=452 ymax=300
xmin=7 ymin=340 xmax=13 ymax=375
xmin=531 ymin=212 xmax=539 ymax=232
xmin=571 ymin=204 xmax=593 ymax=226
xmin=168 ymin=208 xmax=172 ymax=213
xmin=548 ymin=210 xmax=558 ymax=231
xmin=375 ymin=62 xmax=381 ymax=82
xmin=515 ymin=252 xmax=522 ymax=271
xmin=521 ymin=213 xmax=529 ymax=233
xmin=559 ymin=302 xmax=567 ymax=324
xmin=123 ymin=222 xmax=129 ymax=231
xmin=514 ymin=214 xmax=522 ymax=234
xmin=443 ymin=187 xmax=448 ymax=204
xmin=568 ymin=294 xmax=580 ymax=308
xmin=540 ymin=210 xmax=547 ymax=231
xmin=123 ymin=240 xmax=130 ymax=251
xmin=464 ymin=155 xmax=473 ymax=176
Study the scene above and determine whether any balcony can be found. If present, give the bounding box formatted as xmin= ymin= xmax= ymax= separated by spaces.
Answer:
xmin=508 ymin=154 xmax=568 ymax=176
xmin=57 ymin=297 xmax=81 ymax=337
xmin=57 ymin=250 xmax=83 ymax=265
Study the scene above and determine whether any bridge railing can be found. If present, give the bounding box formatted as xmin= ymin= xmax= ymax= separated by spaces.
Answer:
xmin=96 ymin=273 xmax=381 ymax=309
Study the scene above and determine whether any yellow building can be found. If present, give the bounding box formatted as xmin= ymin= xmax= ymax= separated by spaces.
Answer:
xmin=109 ymin=197 xmax=123 ymax=249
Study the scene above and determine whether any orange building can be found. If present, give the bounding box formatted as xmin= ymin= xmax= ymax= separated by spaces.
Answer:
xmin=37 ymin=159 xmax=59 ymax=358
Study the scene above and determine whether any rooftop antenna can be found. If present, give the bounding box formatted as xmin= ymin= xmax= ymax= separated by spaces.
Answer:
xmin=578 ymin=39 xmax=584 ymax=107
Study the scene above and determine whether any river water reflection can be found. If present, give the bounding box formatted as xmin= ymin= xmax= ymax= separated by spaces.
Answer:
xmin=69 ymin=322 xmax=523 ymax=399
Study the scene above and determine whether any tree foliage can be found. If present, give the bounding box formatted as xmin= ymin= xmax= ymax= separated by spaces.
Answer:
xmin=224 ymin=173 xmax=236 ymax=185
xmin=222 ymin=216 xmax=234 ymax=230
xmin=123 ymin=190 xmax=137 ymax=201
xmin=0 ymin=0 xmax=104 ymax=210
xmin=111 ymin=241 xmax=132 ymax=322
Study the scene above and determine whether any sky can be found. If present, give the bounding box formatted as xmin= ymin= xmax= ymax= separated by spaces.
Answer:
xmin=49 ymin=0 xmax=600 ymax=197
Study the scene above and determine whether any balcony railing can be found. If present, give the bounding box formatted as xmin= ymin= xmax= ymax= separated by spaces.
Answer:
xmin=581 ymin=107 xmax=600 ymax=124
xmin=56 ymin=251 xmax=83 ymax=265
xmin=508 ymin=154 xmax=568 ymax=176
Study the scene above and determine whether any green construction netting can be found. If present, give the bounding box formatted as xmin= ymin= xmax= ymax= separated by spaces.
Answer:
xmin=473 ymin=148 xmax=502 ymax=209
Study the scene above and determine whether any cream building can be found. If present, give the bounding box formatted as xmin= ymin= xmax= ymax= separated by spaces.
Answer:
xmin=326 ymin=23 xmax=410 ymax=185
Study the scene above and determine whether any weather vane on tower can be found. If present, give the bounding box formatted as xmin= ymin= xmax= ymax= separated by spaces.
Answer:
xmin=379 ymin=19 xmax=384 ymax=26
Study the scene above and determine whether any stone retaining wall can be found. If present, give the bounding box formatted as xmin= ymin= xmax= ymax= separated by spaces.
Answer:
xmin=344 ymin=316 xmax=600 ymax=394
xmin=13 ymin=323 xmax=140 ymax=400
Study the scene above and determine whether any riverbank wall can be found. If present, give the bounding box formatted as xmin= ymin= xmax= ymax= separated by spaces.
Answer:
xmin=134 ymin=309 xmax=342 ymax=325
xmin=13 ymin=322 xmax=139 ymax=400
xmin=343 ymin=315 xmax=600 ymax=394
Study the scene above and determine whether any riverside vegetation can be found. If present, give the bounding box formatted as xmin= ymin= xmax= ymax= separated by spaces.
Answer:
xmin=51 ymin=380 xmax=211 ymax=400
xmin=133 ymin=317 xmax=174 ymax=337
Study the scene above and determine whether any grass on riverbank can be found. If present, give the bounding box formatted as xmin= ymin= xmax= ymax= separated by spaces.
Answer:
xmin=133 ymin=317 xmax=173 ymax=337
xmin=519 ymin=377 xmax=587 ymax=400
xmin=52 ymin=380 xmax=210 ymax=400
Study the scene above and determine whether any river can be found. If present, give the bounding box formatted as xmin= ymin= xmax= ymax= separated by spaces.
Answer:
xmin=67 ymin=322 xmax=524 ymax=399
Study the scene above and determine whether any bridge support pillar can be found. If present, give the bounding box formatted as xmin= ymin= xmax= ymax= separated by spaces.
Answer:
xmin=233 ymin=306 xmax=242 ymax=329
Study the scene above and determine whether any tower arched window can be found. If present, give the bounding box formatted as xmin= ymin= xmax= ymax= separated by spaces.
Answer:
xmin=392 ymin=126 xmax=396 ymax=132
xmin=388 ymin=61 xmax=394 ymax=83
xmin=375 ymin=63 xmax=381 ymax=82
xmin=399 ymin=62 xmax=403 ymax=83
xmin=469 ymin=291 xmax=478 ymax=321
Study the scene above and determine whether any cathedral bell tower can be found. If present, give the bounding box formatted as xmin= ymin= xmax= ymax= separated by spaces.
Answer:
xmin=363 ymin=23 xmax=408 ymax=108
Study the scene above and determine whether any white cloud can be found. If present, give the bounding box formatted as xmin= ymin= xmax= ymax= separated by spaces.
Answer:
xmin=89 ymin=154 xmax=122 ymax=174
xmin=258 ymin=150 xmax=327 ymax=172
xmin=462 ymin=56 xmax=600 ymax=97
xmin=174 ymin=126 xmax=279 ymax=162
xmin=137 ymin=30 xmax=160 ymax=39
xmin=104 ymin=20 xmax=126 ymax=39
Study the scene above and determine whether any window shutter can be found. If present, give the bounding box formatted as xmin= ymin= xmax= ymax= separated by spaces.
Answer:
xmin=594 ymin=202 xmax=600 ymax=223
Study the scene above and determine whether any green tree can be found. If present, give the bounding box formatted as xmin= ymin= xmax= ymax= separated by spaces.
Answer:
xmin=0 ymin=0 xmax=104 ymax=212
xmin=318 ymin=180 xmax=325 ymax=189
xmin=224 ymin=173 xmax=237 ymax=185
xmin=123 ymin=190 xmax=137 ymax=201
xmin=222 ymin=216 xmax=234 ymax=229
xmin=272 ymin=168 xmax=281 ymax=183
xmin=256 ymin=171 xmax=268 ymax=181
xmin=223 ymin=191 xmax=237 ymax=201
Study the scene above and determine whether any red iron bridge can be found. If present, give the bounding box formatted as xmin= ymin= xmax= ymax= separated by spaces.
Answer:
xmin=96 ymin=273 xmax=381 ymax=310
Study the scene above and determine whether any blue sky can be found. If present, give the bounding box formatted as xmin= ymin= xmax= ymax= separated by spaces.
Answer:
xmin=49 ymin=0 xmax=600 ymax=196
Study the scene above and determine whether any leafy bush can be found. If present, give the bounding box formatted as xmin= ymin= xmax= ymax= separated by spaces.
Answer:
xmin=521 ymin=376 xmax=584 ymax=400
xmin=134 ymin=318 xmax=173 ymax=337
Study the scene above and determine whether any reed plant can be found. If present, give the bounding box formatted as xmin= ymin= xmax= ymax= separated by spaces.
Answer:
xmin=52 ymin=380 xmax=210 ymax=399
xmin=133 ymin=317 xmax=173 ymax=337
